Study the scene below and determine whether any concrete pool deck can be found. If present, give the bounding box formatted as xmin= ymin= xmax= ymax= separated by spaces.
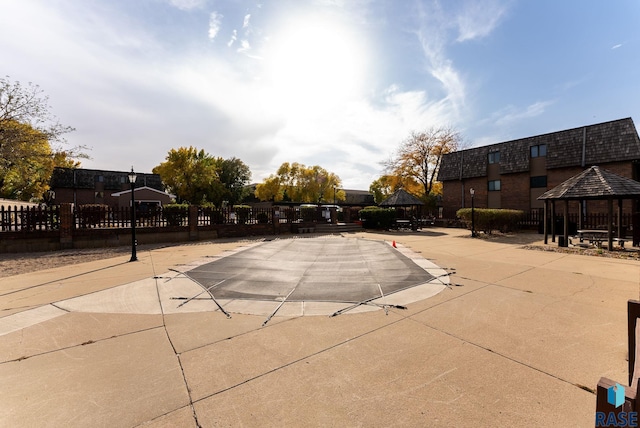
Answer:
xmin=1 ymin=228 xmax=638 ymax=427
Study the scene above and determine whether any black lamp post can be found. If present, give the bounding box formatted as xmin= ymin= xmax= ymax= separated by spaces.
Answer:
xmin=333 ymin=185 xmax=336 ymax=205
xmin=470 ymin=188 xmax=476 ymax=237
xmin=128 ymin=167 xmax=138 ymax=262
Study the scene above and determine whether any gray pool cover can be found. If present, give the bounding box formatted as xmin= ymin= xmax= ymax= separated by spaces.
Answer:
xmin=185 ymin=237 xmax=435 ymax=303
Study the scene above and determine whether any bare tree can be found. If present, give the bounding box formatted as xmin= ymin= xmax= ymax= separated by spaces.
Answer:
xmin=384 ymin=126 xmax=462 ymax=196
xmin=0 ymin=77 xmax=80 ymax=152
xmin=0 ymin=77 xmax=86 ymax=200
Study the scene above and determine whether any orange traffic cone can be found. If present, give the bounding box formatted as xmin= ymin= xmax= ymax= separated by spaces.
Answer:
xmin=392 ymin=240 xmax=397 ymax=248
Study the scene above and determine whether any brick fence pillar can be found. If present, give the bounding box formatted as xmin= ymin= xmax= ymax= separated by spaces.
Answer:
xmin=59 ymin=203 xmax=74 ymax=249
xmin=272 ymin=207 xmax=280 ymax=235
xmin=189 ymin=205 xmax=198 ymax=240
xmin=330 ymin=207 xmax=337 ymax=224
xmin=344 ymin=208 xmax=352 ymax=223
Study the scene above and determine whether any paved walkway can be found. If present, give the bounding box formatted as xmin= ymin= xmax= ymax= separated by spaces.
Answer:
xmin=1 ymin=228 xmax=638 ymax=427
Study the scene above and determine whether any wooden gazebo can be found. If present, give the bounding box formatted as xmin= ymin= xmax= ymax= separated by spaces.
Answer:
xmin=538 ymin=166 xmax=640 ymax=249
xmin=378 ymin=189 xmax=424 ymax=230
xmin=380 ymin=188 xmax=424 ymax=208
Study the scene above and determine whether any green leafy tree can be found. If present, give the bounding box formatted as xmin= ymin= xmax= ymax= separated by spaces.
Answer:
xmin=0 ymin=120 xmax=53 ymax=200
xmin=255 ymin=162 xmax=345 ymax=203
xmin=153 ymin=147 xmax=252 ymax=205
xmin=153 ymin=147 xmax=220 ymax=204
xmin=0 ymin=76 xmax=85 ymax=200
xmin=217 ymin=157 xmax=252 ymax=205
xmin=254 ymin=174 xmax=283 ymax=202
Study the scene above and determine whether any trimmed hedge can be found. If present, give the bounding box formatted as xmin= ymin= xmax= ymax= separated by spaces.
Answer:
xmin=256 ymin=211 xmax=269 ymax=223
xmin=233 ymin=204 xmax=251 ymax=224
xmin=162 ymin=203 xmax=189 ymax=226
xmin=456 ymin=208 xmax=523 ymax=234
xmin=358 ymin=206 xmax=397 ymax=230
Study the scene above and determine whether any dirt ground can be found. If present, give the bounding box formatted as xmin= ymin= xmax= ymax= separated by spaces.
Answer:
xmin=0 ymin=247 xmax=133 ymax=278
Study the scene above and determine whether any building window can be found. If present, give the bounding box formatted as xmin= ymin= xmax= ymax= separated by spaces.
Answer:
xmin=488 ymin=151 xmax=500 ymax=164
xmin=488 ymin=180 xmax=501 ymax=191
xmin=530 ymin=144 xmax=547 ymax=158
xmin=95 ymin=175 xmax=104 ymax=183
xmin=530 ymin=176 xmax=547 ymax=188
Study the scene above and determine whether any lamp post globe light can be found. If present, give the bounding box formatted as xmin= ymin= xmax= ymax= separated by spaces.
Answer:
xmin=128 ymin=167 xmax=138 ymax=262
xmin=470 ymin=188 xmax=476 ymax=237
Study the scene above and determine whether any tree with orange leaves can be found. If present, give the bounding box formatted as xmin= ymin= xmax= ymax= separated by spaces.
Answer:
xmin=383 ymin=126 xmax=462 ymax=197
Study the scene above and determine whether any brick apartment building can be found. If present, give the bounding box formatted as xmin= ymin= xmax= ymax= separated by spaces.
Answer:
xmin=437 ymin=117 xmax=640 ymax=217
xmin=50 ymin=167 xmax=172 ymax=208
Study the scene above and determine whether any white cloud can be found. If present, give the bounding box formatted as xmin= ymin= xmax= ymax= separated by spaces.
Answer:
xmin=208 ymin=11 xmax=223 ymax=40
xmin=492 ymin=101 xmax=555 ymax=126
xmin=228 ymin=29 xmax=237 ymax=47
xmin=612 ymin=43 xmax=623 ymax=50
xmin=0 ymin=0 xmax=508 ymax=190
xmin=455 ymin=0 xmax=510 ymax=42
xmin=430 ymin=60 xmax=466 ymax=114
xmin=558 ymin=75 xmax=590 ymax=92
xmin=238 ymin=39 xmax=251 ymax=54
xmin=168 ymin=0 xmax=206 ymax=11
xmin=416 ymin=22 xmax=465 ymax=121
xmin=411 ymin=0 xmax=511 ymax=125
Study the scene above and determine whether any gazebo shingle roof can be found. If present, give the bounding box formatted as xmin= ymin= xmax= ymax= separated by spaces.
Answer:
xmin=538 ymin=166 xmax=640 ymax=200
xmin=379 ymin=189 xmax=424 ymax=206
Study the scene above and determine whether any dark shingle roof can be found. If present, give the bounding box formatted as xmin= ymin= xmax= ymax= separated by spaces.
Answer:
xmin=538 ymin=166 xmax=640 ymax=200
xmin=343 ymin=189 xmax=375 ymax=206
xmin=438 ymin=118 xmax=640 ymax=181
xmin=51 ymin=168 xmax=163 ymax=191
xmin=379 ymin=189 xmax=424 ymax=206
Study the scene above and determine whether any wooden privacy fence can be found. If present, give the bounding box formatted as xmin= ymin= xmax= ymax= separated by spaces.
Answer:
xmin=0 ymin=204 xmax=357 ymax=232
xmin=442 ymin=208 xmax=635 ymax=232
xmin=0 ymin=205 xmax=60 ymax=232
xmin=567 ymin=212 xmax=633 ymax=231
xmin=5 ymin=205 xmax=631 ymax=234
xmin=0 ymin=204 xmax=363 ymax=253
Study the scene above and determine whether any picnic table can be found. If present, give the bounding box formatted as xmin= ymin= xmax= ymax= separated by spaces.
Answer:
xmin=393 ymin=219 xmax=421 ymax=231
xmin=576 ymin=229 xmax=626 ymax=248
xmin=394 ymin=219 xmax=412 ymax=230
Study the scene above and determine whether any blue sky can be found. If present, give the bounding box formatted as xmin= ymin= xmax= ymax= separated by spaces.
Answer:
xmin=2 ymin=0 xmax=639 ymax=190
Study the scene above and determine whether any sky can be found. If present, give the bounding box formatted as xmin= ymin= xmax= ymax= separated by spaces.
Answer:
xmin=2 ymin=0 xmax=639 ymax=190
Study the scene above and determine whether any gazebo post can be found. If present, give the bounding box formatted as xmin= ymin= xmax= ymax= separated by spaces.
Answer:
xmin=578 ymin=200 xmax=584 ymax=230
xmin=563 ymin=200 xmax=569 ymax=247
xmin=543 ymin=200 xmax=548 ymax=245
xmin=551 ymin=201 xmax=556 ymax=243
xmin=608 ymin=199 xmax=614 ymax=250
xmin=618 ymin=198 xmax=623 ymax=241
